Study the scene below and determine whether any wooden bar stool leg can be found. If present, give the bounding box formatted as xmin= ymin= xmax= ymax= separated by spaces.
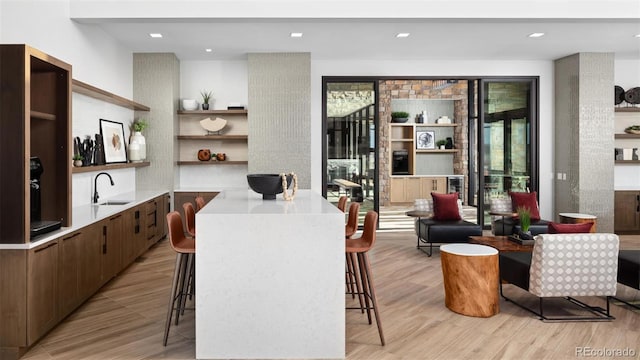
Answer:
xmin=179 ymin=253 xmax=194 ymax=316
xmin=174 ymin=253 xmax=189 ymax=325
xmin=345 ymin=254 xmax=354 ymax=297
xmin=349 ymin=252 xmax=365 ymax=313
xmin=163 ymin=253 xmax=183 ymax=346
xmin=361 ymin=252 xmax=385 ymax=346
xmin=357 ymin=252 xmax=372 ymax=324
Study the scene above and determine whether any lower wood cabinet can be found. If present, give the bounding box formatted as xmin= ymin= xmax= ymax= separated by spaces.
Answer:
xmin=614 ymin=191 xmax=640 ymax=233
xmin=27 ymin=241 xmax=59 ymax=345
xmin=389 ymin=176 xmax=447 ymax=203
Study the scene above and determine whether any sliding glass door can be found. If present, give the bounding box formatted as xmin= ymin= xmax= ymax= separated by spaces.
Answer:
xmin=477 ymin=78 xmax=538 ymax=227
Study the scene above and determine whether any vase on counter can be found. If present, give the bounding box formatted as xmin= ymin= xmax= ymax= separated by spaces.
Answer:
xmin=445 ymin=137 xmax=454 ymax=149
xmin=129 ymin=131 xmax=146 ymax=162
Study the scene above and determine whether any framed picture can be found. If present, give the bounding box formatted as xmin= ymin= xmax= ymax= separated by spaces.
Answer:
xmin=416 ymin=130 xmax=435 ymax=150
xmin=100 ymin=119 xmax=127 ymax=163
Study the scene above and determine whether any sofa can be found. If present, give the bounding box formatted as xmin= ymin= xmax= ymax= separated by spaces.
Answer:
xmin=613 ymin=250 xmax=640 ymax=310
xmin=414 ymin=193 xmax=482 ymax=256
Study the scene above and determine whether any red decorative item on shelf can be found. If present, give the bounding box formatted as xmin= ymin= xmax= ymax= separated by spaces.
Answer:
xmin=198 ymin=149 xmax=211 ymax=161
xmin=216 ymin=153 xmax=226 ymax=161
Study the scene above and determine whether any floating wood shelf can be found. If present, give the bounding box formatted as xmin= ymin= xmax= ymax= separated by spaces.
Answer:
xmin=72 ymin=79 xmax=150 ymax=111
xmin=390 ymin=139 xmax=413 ymax=142
xmin=31 ymin=110 xmax=56 ymax=121
xmin=72 ymin=161 xmax=150 ymax=174
xmin=177 ymin=135 xmax=248 ymax=140
xmin=615 ymin=107 xmax=640 ymax=113
xmin=416 ymin=149 xmax=458 ymax=153
xmin=615 ymin=133 xmax=640 ymax=139
xmin=177 ymin=161 xmax=248 ymax=166
xmin=178 ymin=110 xmax=248 ymax=115
xmin=390 ymin=123 xmax=458 ymax=127
xmin=615 ymin=160 xmax=640 ymax=164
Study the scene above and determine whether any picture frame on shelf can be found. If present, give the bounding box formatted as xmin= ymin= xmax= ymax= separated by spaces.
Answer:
xmin=100 ymin=118 xmax=127 ymax=163
xmin=416 ymin=130 xmax=435 ymax=150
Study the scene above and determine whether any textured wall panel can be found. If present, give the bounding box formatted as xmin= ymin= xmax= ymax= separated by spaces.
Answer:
xmin=554 ymin=53 xmax=614 ymax=232
xmin=248 ymin=53 xmax=311 ymax=188
xmin=133 ymin=53 xmax=180 ymax=192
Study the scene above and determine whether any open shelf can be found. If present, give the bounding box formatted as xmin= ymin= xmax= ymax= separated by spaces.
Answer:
xmin=615 ymin=160 xmax=640 ymax=164
xmin=615 ymin=107 xmax=640 ymax=113
xmin=72 ymin=161 xmax=150 ymax=174
xmin=177 ymin=135 xmax=248 ymax=140
xmin=615 ymin=133 xmax=640 ymax=139
xmin=178 ymin=110 xmax=248 ymax=115
xmin=31 ymin=110 xmax=56 ymax=121
xmin=177 ymin=161 xmax=248 ymax=166
xmin=72 ymin=79 xmax=150 ymax=111
xmin=416 ymin=149 xmax=458 ymax=153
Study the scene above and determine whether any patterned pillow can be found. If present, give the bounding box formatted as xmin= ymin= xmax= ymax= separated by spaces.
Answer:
xmin=548 ymin=222 xmax=593 ymax=234
xmin=509 ymin=191 xmax=541 ymax=221
xmin=431 ymin=192 xmax=461 ymax=221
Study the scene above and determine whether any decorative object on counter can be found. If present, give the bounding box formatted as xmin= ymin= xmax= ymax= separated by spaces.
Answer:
xmin=75 ymin=136 xmax=94 ymax=166
xmin=198 ymin=149 xmax=212 ymax=161
xmin=391 ymin=111 xmax=409 ymax=123
xmin=281 ymin=172 xmax=298 ymax=201
xmin=624 ymin=125 xmax=640 ymax=134
xmin=100 ymin=119 xmax=127 ymax=163
xmin=247 ymin=173 xmax=294 ymax=200
xmin=634 ymin=148 xmax=639 ymax=161
xmin=416 ymin=130 xmax=435 ymax=150
xmin=624 ymin=148 xmax=633 ymax=160
xmin=615 ymin=85 xmax=625 ymax=105
xmin=93 ymin=133 xmax=105 ymax=165
xmin=615 ymin=148 xmax=623 ymax=160
xmin=422 ymin=110 xmax=428 ymax=123
xmin=72 ymin=154 xmax=83 ymax=167
xmin=415 ymin=113 xmax=424 ymax=123
xmin=129 ymin=119 xmax=147 ymax=162
xmin=436 ymin=116 xmax=451 ymax=124
xmin=436 ymin=139 xmax=447 ymax=150
xmin=182 ymin=99 xmax=198 ymax=111
xmin=445 ymin=137 xmax=454 ymax=149
xmin=200 ymin=90 xmax=213 ymax=110
xmin=200 ymin=117 xmax=227 ymax=134
xmin=625 ymin=87 xmax=640 ymax=105
xmin=515 ymin=206 xmax=533 ymax=240
xmin=215 ymin=153 xmax=226 ymax=161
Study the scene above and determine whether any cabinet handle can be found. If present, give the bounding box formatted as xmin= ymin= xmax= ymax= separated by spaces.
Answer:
xmin=102 ymin=225 xmax=107 ymax=254
xmin=63 ymin=232 xmax=81 ymax=241
xmin=35 ymin=242 xmax=57 ymax=253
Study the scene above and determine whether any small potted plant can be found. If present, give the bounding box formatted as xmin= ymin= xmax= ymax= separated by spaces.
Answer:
xmin=72 ymin=154 xmax=84 ymax=167
xmin=436 ymin=139 xmax=447 ymax=149
xmin=200 ymin=90 xmax=213 ymax=110
xmin=132 ymin=119 xmax=148 ymax=133
xmin=130 ymin=119 xmax=148 ymax=161
xmin=516 ymin=206 xmax=533 ymax=240
xmin=391 ymin=111 xmax=410 ymax=123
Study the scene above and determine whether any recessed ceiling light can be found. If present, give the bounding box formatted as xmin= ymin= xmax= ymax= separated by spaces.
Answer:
xmin=528 ymin=33 xmax=545 ymax=38
xmin=205 ymin=48 xmax=213 ymax=53
xmin=396 ymin=33 xmax=410 ymax=38
xmin=149 ymin=33 xmax=163 ymax=38
xmin=290 ymin=32 xmax=303 ymax=38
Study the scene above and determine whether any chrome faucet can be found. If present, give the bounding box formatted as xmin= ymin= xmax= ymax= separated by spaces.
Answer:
xmin=93 ymin=172 xmax=114 ymax=203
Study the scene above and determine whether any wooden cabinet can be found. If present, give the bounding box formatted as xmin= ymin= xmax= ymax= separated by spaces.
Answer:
xmin=144 ymin=194 xmax=170 ymax=247
xmin=389 ymin=176 xmax=447 ymax=203
xmin=122 ymin=207 xmax=143 ymax=265
xmin=27 ymin=240 xmax=59 ymax=345
xmin=100 ymin=214 xmax=123 ymax=284
xmin=614 ymin=191 xmax=640 ymax=233
xmin=177 ymin=110 xmax=248 ymax=165
xmin=389 ymin=123 xmax=458 ymax=176
xmin=0 ymin=45 xmax=72 ymax=245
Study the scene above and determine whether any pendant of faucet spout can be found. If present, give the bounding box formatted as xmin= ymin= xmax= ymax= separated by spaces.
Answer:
xmin=93 ymin=172 xmax=115 ymax=203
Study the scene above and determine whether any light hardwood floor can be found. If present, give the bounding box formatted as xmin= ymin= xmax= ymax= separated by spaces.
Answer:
xmin=23 ymin=231 xmax=640 ymax=360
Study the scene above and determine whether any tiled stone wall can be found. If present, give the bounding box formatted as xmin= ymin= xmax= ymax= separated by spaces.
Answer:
xmin=554 ymin=53 xmax=614 ymax=232
xmin=133 ymin=53 xmax=180 ymax=193
xmin=248 ymin=53 xmax=311 ymax=188
xmin=379 ymin=80 xmax=469 ymax=205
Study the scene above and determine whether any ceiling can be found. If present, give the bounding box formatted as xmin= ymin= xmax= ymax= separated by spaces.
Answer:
xmin=93 ymin=18 xmax=640 ymax=61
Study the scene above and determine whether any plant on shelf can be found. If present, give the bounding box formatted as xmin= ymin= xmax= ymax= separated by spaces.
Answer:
xmin=391 ymin=111 xmax=410 ymax=123
xmin=624 ymin=125 xmax=640 ymax=135
xmin=516 ymin=206 xmax=533 ymax=240
xmin=72 ymin=154 xmax=84 ymax=167
xmin=436 ymin=139 xmax=447 ymax=149
xmin=132 ymin=119 xmax=148 ymax=133
xmin=200 ymin=90 xmax=213 ymax=110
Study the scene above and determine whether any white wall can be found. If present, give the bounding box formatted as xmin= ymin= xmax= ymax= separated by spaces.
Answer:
xmin=311 ymin=59 xmax=555 ymax=218
xmin=1 ymin=0 xmax=139 ymax=206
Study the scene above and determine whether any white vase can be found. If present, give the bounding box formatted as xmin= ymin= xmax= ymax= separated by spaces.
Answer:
xmin=129 ymin=131 xmax=146 ymax=161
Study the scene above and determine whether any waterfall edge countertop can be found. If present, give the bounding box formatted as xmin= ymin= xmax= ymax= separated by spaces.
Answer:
xmin=195 ymin=189 xmax=345 ymax=359
xmin=0 ymin=190 xmax=168 ymax=250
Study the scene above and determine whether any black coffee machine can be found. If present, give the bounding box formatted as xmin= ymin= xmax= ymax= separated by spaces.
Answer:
xmin=30 ymin=157 xmax=61 ymax=238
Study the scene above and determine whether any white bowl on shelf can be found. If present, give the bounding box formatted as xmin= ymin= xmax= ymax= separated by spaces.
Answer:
xmin=182 ymin=99 xmax=198 ymax=111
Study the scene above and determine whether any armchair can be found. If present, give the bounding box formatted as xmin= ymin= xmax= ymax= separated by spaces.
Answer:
xmin=499 ymin=233 xmax=619 ymax=321
xmin=490 ymin=192 xmax=550 ymax=236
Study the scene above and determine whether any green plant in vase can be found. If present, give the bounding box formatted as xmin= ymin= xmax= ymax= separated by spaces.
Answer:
xmin=516 ymin=206 xmax=532 ymax=239
xmin=391 ymin=111 xmax=410 ymax=123
xmin=436 ymin=139 xmax=447 ymax=149
xmin=132 ymin=119 xmax=148 ymax=132
xmin=200 ymin=90 xmax=213 ymax=110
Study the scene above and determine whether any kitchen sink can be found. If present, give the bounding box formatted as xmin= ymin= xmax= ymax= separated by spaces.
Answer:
xmin=97 ymin=201 xmax=131 ymax=206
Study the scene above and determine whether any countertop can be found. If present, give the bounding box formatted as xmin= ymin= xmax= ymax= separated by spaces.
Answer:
xmin=0 ymin=190 xmax=168 ymax=250
xmin=199 ymin=189 xmax=341 ymax=215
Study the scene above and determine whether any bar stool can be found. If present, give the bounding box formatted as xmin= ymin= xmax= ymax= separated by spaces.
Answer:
xmin=346 ymin=210 xmax=385 ymax=346
xmin=163 ymin=211 xmax=196 ymax=346
xmin=337 ymin=195 xmax=348 ymax=212
xmin=183 ymin=202 xmax=196 ymax=238
xmin=344 ymin=203 xmax=363 ymax=310
xmin=195 ymin=196 xmax=206 ymax=212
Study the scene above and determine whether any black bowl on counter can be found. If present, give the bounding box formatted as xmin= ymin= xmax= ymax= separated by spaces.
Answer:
xmin=247 ymin=174 xmax=293 ymax=200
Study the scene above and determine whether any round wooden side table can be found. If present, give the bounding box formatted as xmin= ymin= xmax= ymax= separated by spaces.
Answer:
xmin=440 ymin=243 xmax=500 ymax=317
xmin=558 ymin=212 xmax=597 ymax=232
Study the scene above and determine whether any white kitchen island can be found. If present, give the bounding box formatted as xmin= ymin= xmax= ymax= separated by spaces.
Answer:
xmin=195 ymin=189 xmax=345 ymax=359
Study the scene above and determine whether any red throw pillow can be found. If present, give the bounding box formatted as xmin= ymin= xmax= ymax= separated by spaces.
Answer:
xmin=431 ymin=192 xmax=461 ymax=221
xmin=509 ymin=191 xmax=541 ymax=221
xmin=548 ymin=222 xmax=593 ymax=234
